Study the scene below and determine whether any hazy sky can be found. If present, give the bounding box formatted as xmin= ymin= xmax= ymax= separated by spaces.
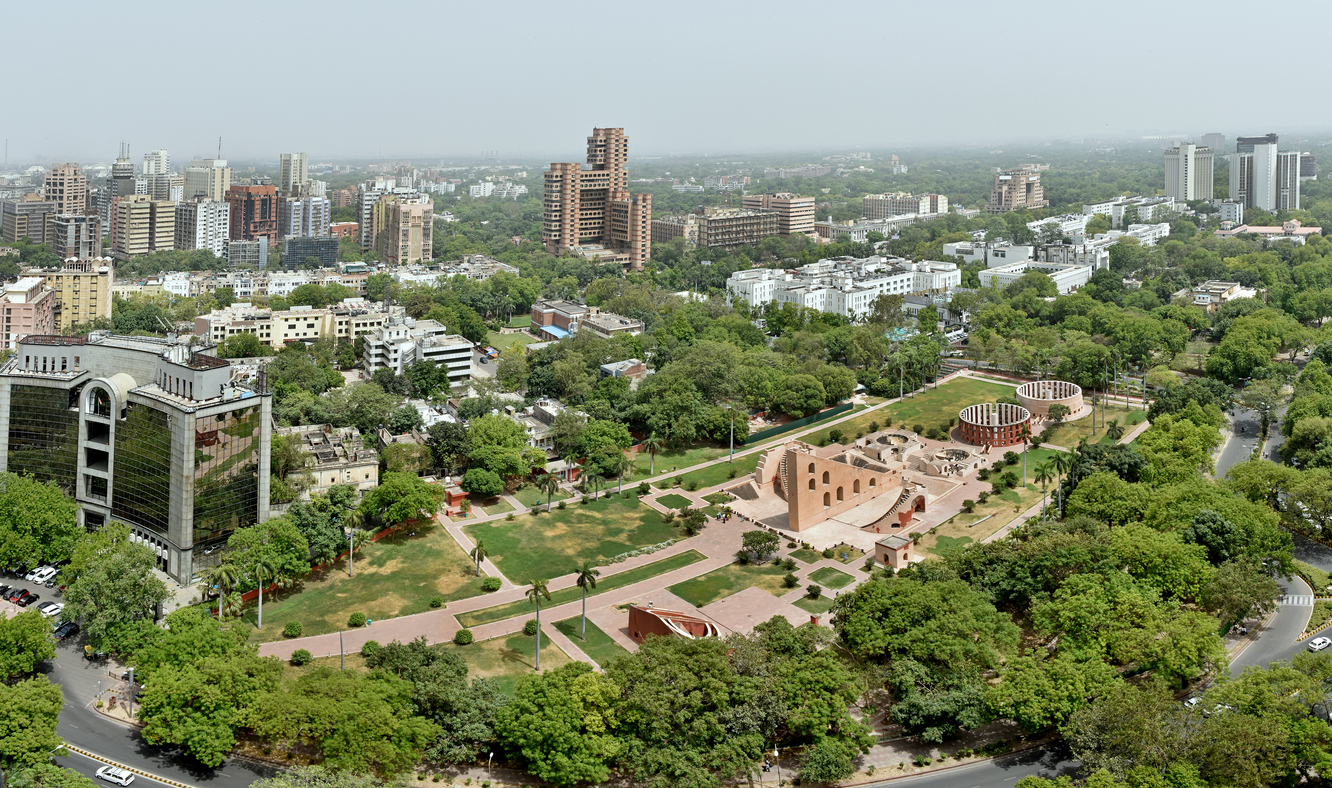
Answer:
xmin=8 ymin=0 xmax=1332 ymax=165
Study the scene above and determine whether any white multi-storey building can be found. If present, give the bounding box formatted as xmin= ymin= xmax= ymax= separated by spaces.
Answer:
xmin=141 ymin=149 xmax=171 ymax=176
xmin=469 ymin=182 xmax=496 ymax=198
xmin=174 ymin=199 xmax=231 ymax=257
xmin=978 ymin=261 xmax=1093 ymax=294
xmin=1027 ymin=213 xmax=1092 ymax=240
xmin=1081 ymin=195 xmax=1185 ymax=228
xmin=727 ymin=256 xmax=959 ymax=321
xmin=278 ymin=195 xmax=331 ymax=239
xmin=1163 ymin=142 xmax=1215 ymax=200
xmin=362 ymin=316 xmax=473 ymax=382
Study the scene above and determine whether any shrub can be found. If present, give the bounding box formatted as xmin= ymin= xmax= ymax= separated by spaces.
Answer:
xmin=581 ymin=496 xmax=590 ymax=505
xmin=453 ymin=629 xmax=474 ymax=645
xmin=348 ymin=612 xmax=367 ymax=627
xmin=727 ymin=465 xmax=738 ymax=479
xmin=506 ymin=513 xmax=515 ymax=521
xmin=482 ymin=576 xmax=502 ymax=592
xmin=283 ymin=621 xmax=303 ymax=638
xmin=429 ymin=596 xmax=445 ymax=608
xmin=822 ymin=547 xmax=835 ymax=559
xmin=787 ymin=541 xmax=798 ymax=548
xmin=864 ymin=557 xmax=877 ymax=571
xmin=783 ymin=558 xmax=797 ymax=571
xmin=361 ymin=640 xmax=381 ymax=658
xmin=806 ymin=584 xmax=823 ymax=599
xmin=735 ymin=550 xmax=751 ymax=565
xmin=828 ymin=428 xmax=844 ymax=443
xmin=638 ymin=481 xmax=650 ymax=495
xmin=604 ymin=490 xmax=612 ymax=499
xmin=674 ymin=476 xmax=685 ymax=487
xmin=1003 ymin=451 xmax=1020 ymax=465
xmin=523 ymin=619 xmax=539 ymax=636
xmin=1000 ymin=471 xmax=1019 ymax=489
xmin=662 ymin=510 xmax=675 ymax=524
xmin=685 ymin=480 xmax=699 ymax=492
xmin=962 ymin=499 xmax=976 ymax=513
xmin=868 ymin=420 xmax=880 ymax=433
xmin=912 ymin=423 xmax=924 ymax=435
xmin=977 ymin=468 xmax=990 ymax=481
xmin=977 ymin=491 xmax=991 ymax=504
xmin=290 ymin=649 xmax=312 ymax=666
xmin=783 ymin=572 xmax=799 ymax=588
xmin=557 ymin=500 xmax=566 ymax=510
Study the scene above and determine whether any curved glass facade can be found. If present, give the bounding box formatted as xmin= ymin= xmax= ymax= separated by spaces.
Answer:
xmin=7 ymin=384 xmax=79 ymax=489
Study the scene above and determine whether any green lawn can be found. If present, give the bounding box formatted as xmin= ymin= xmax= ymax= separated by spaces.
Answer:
xmin=832 ymin=546 xmax=866 ymax=564
xmin=668 ymin=562 xmax=791 ymax=608
xmin=474 ymin=496 xmax=513 ymax=515
xmin=629 ymin=444 xmax=734 ymax=482
xmin=789 ymin=548 xmax=824 ymax=564
xmin=246 ymin=522 xmax=486 ymax=642
xmin=703 ymin=493 xmax=733 ymax=505
xmin=440 ymin=633 xmax=571 ymax=696
xmin=808 ymin=567 xmax=855 ymax=589
xmin=678 ymin=452 xmax=760 ymax=490
xmin=510 ymin=484 xmax=571 ymax=508
xmin=554 ymin=616 xmax=630 ymax=668
xmin=505 ymin=315 xmax=532 ymax=328
xmin=793 ymin=596 xmax=836 ymax=616
xmin=655 ymin=493 xmax=694 ymax=510
xmin=1043 ymin=403 xmax=1147 ymax=449
xmin=456 ymin=549 xmax=708 ymax=627
xmin=805 ymin=378 xmax=1016 ymax=446
xmin=464 ymin=494 xmax=682 ymax=583
xmin=927 ymin=535 xmax=975 ymax=556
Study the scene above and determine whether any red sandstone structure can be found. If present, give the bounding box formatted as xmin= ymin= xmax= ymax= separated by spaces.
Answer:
xmin=874 ymin=534 xmax=915 ymax=570
xmin=1016 ymin=380 xmax=1083 ymax=417
xmin=958 ymin=402 xmax=1031 ymax=447
xmin=627 ymin=604 xmax=720 ymax=644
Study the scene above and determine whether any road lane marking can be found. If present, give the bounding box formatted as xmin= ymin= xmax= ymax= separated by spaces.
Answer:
xmin=63 ymin=743 xmax=200 ymax=788
xmin=1283 ymin=594 xmax=1315 ymax=606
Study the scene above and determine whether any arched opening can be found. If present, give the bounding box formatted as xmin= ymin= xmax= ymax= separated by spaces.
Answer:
xmin=87 ymin=387 xmax=111 ymax=418
xmin=912 ymin=496 xmax=926 ymax=512
xmin=822 ymin=492 xmax=830 ymax=508
xmin=822 ymin=471 xmax=830 ymax=486
xmin=836 ymin=486 xmax=844 ymax=502
xmin=808 ymin=463 xmax=815 ymax=474
xmin=808 ymin=479 xmax=815 ymax=490
xmin=853 ymin=479 xmax=861 ymax=494
xmin=869 ymin=478 xmax=877 ymax=488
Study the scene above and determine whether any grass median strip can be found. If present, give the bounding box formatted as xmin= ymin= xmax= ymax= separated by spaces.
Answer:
xmin=456 ymin=549 xmax=708 ymax=627
xmin=554 ymin=616 xmax=630 ymax=668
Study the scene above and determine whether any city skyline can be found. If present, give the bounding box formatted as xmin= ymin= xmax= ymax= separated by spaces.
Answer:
xmin=6 ymin=0 xmax=1332 ymax=162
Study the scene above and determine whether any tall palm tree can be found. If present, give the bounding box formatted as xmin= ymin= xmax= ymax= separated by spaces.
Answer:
xmin=561 ymin=449 xmax=579 ymax=483
xmin=614 ymin=453 xmax=637 ymax=494
xmin=586 ymin=473 xmax=606 ymax=498
xmin=642 ymin=433 xmax=665 ymax=476
xmin=1034 ymin=461 xmax=1053 ymax=520
xmin=575 ymin=561 xmax=601 ymax=640
xmin=538 ymin=473 xmax=561 ymax=512
xmin=1018 ymin=423 xmax=1033 ymax=486
xmin=1106 ymin=418 xmax=1125 ymax=443
xmin=252 ymin=555 xmax=278 ymax=630
xmin=470 ymin=540 xmax=488 ymax=577
xmin=526 ymin=579 xmax=551 ymax=672
xmin=202 ymin=563 xmax=238 ymax=623
xmin=1051 ymin=451 xmax=1073 ymax=512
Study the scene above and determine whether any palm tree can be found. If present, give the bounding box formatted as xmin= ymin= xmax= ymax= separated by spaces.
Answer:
xmin=613 ymin=453 xmax=637 ymax=494
xmin=1051 ymin=451 xmax=1073 ymax=512
xmin=526 ymin=579 xmax=551 ymax=672
xmin=1034 ymin=461 xmax=1053 ymax=520
xmin=1018 ymin=423 xmax=1033 ymax=486
xmin=1106 ymin=418 xmax=1125 ymax=443
xmin=538 ymin=473 xmax=561 ymax=512
xmin=561 ymin=449 xmax=579 ymax=483
xmin=252 ymin=555 xmax=278 ymax=630
xmin=202 ymin=563 xmax=238 ymax=623
xmin=470 ymin=540 xmax=488 ymax=577
xmin=642 ymin=433 xmax=665 ymax=476
xmin=586 ymin=473 xmax=606 ymax=498
xmin=575 ymin=561 xmax=601 ymax=640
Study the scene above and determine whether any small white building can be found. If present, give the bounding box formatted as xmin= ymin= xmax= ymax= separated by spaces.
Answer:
xmin=362 ymin=315 xmax=473 ymax=383
xmin=978 ymin=261 xmax=1093 ymax=295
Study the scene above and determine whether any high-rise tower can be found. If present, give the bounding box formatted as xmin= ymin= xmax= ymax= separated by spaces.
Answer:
xmin=542 ymin=128 xmax=651 ymax=270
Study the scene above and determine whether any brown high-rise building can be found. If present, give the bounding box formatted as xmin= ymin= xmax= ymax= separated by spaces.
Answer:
xmin=226 ymin=184 xmax=279 ymax=243
xmin=543 ymin=128 xmax=652 ymax=269
xmin=987 ymin=166 xmax=1048 ymax=214
xmin=741 ymin=192 xmax=816 ymax=236
xmin=43 ymin=163 xmax=89 ymax=215
xmin=45 ymin=214 xmax=101 ymax=259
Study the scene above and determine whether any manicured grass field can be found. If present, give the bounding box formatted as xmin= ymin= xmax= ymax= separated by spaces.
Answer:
xmin=1042 ymin=403 xmax=1147 ymax=449
xmin=678 ymin=452 xmax=760 ymax=490
xmin=246 ymin=522 xmax=485 ymax=642
xmin=505 ymin=315 xmax=532 ymax=328
xmin=789 ymin=548 xmax=824 ymax=564
xmin=554 ymin=616 xmax=630 ymax=668
xmin=455 ymin=549 xmax=708 ymax=627
xmin=510 ymin=484 xmax=570 ymax=509
xmin=629 ymin=444 xmax=732 ymax=482
xmin=441 ymin=633 xmax=571 ymax=696
xmin=474 ymin=496 xmax=513 ymax=515
xmin=793 ymin=595 xmax=836 ymax=615
xmin=464 ymin=494 xmax=682 ymax=583
xmin=808 ymin=567 xmax=855 ymax=589
xmin=668 ymin=562 xmax=790 ymax=608
xmin=655 ymin=493 xmax=694 ymax=510
xmin=917 ymin=478 xmax=1046 ymax=556
xmin=831 ymin=546 xmax=866 ymax=564
xmin=704 ymin=493 xmax=732 ymax=505
xmin=805 ymin=378 xmax=1016 ymax=446
xmin=487 ymin=330 xmax=540 ymax=351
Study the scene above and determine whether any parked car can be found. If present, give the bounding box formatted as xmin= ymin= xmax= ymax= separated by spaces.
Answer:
xmin=17 ymin=592 xmax=39 ymax=607
xmin=0 ymin=584 xmax=10 ymax=598
xmin=31 ymin=567 xmax=57 ymax=584
xmin=54 ymin=622 xmax=80 ymax=641
xmin=95 ymin=767 xmax=135 ymax=786
xmin=24 ymin=565 xmax=51 ymax=582
xmin=37 ymin=602 xmax=63 ymax=618
xmin=1310 ymin=637 xmax=1332 ymax=652
xmin=9 ymin=589 xmax=29 ymax=603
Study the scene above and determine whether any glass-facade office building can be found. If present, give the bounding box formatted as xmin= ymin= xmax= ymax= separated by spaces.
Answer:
xmin=0 ymin=333 xmax=271 ymax=584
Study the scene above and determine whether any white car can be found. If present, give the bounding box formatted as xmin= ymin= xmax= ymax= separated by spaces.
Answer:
xmin=37 ymin=601 xmax=64 ymax=618
xmin=31 ymin=567 xmax=57 ymax=584
xmin=1309 ymin=637 xmax=1332 ymax=652
xmin=95 ymin=767 xmax=135 ymax=786
xmin=25 ymin=565 xmax=52 ymax=582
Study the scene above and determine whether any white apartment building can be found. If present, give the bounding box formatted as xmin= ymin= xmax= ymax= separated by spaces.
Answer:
xmin=727 ymin=256 xmax=956 ymax=321
xmin=726 ymin=268 xmax=788 ymax=308
xmin=942 ymin=240 xmax=1034 ymax=267
xmin=1081 ymin=195 xmax=1185 ymax=228
xmin=814 ymin=214 xmax=933 ymax=242
xmin=362 ymin=316 xmax=472 ymax=382
xmin=978 ymin=261 xmax=1093 ymax=294
xmin=1027 ymin=213 xmax=1092 ymax=240
xmin=1219 ymin=200 xmax=1244 ymax=224
xmin=174 ymin=199 xmax=230 ymax=257
xmin=163 ymin=272 xmax=192 ymax=299
xmin=862 ymin=193 xmax=948 ymax=220
xmin=469 ymin=182 xmax=496 ymax=198
xmin=1163 ymin=143 xmax=1215 ymax=200
xmin=278 ymin=195 xmax=331 ymax=239
xmin=195 ymin=300 xmax=389 ymax=349
xmin=1090 ymin=222 xmax=1171 ymax=248
xmin=142 ymin=150 xmax=171 ymax=176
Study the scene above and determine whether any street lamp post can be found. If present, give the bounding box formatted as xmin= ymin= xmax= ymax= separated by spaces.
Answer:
xmin=346 ymin=529 xmax=355 ymax=578
xmin=488 ymin=752 xmax=494 ymax=784
xmin=126 ymin=667 xmax=135 ymax=720
xmin=773 ymin=747 xmax=781 ymax=786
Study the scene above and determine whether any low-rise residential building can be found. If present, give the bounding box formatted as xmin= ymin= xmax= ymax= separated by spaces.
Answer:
xmin=1218 ymin=200 xmax=1244 ymax=225
xmin=1028 ymin=213 xmax=1092 ymax=240
xmin=651 ymin=208 xmax=780 ymax=250
xmin=195 ymin=300 xmax=389 ymax=348
xmin=530 ymin=299 xmax=587 ymax=340
xmin=727 ymin=256 xmax=959 ymax=321
xmin=1081 ymin=195 xmax=1185 ymax=228
xmin=862 ymin=192 xmax=948 ymax=220
xmin=1214 ymin=219 xmax=1322 ymax=244
xmin=1174 ymin=280 xmax=1259 ymax=313
xmin=978 ymin=260 xmax=1093 ymax=294
xmin=814 ymin=214 xmax=933 ymax=242
xmin=24 ymin=257 xmax=113 ymax=332
xmin=440 ymin=255 xmax=520 ymax=280
xmin=0 ymin=277 xmax=55 ymax=349
xmin=224 ymin=239 xmax=268 ymax=269
xmin=580 ymin=310 xmax=643 ymax=339
xmin=277 ymin=424 xmax=378 ymax=499
xmin=361 ymin=316 xmax=472 ymax=382
xmin=1091 ymin=222 xmax=1171 ymax=247
xmin=600 ymin=358 xmax=648 ymax=383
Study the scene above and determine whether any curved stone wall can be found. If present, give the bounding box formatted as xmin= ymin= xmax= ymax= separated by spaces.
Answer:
xmin=958 ymin=402 xmax=1031 ymax=447
xmin=1016 ymin=380 xmax=1083 ymax=417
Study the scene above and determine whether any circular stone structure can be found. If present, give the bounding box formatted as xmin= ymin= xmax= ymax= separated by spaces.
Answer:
xmin=958 ymin=402 xmax=1031 ymax=447
xmin=1016 ymin=380 xmax=1083 ymax=417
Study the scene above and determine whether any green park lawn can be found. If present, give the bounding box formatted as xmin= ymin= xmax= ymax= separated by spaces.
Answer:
xmin=804 ymin=378 xmax=1016 ymax=445
xmin=655 ymin=493 xmax=694 ymax=510
xmin=441 ymin=633 xmax=571 ymax=696
xmin=677 ymin=452 xmax=760 ymax=490
xmin=456 ymin=550 xmax=708 ymax=627
xmin=704 ymin=493 xmax=733 ymax=505
xmin=511 ymin=484 xmax=570 ymax=509
xmin=462 ymin=494 xmax=684 ymax=583
xmin=505 ymin=315 xmax=532 ymax=328
xmin=917 ymin=477 xmax=1047 ymax=556
xmin=487 ymin=330 xmax=540 ymax=351
xmin=554 ymin=616 xmax=630 ymax=668
xmin=473 ymin=496 xmax=513 ymax=515
xmin=246 ymin=522 xmax=486 ymax=642
xmin=1042 ymin=403 xmax=1147 ymax=448
xmin=629 ymin=444 xmax=732 ymax=482
xmin=668 ymin=562 xmax=790 ymax=608
xmin=789 ymin=548 xmax=824 ymax=564
xmin=808 ymin=567 xmax=855 ymax=590
xmin=793 ymin=595 xmax=836 ymax=616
